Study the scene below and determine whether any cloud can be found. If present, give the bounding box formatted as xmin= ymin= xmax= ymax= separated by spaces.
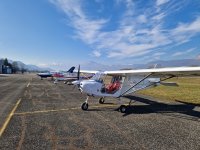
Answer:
xmin=151 ymin=52 xmax=166 ymax=60
xmin=50 ymin=0 xmax=200 ymax=59
xmin=91 ymin=50 xmax=101 ymax=57
xmin=50 ymin=0 xmax=107 ymax=45
xmin=153 ymin=52 xmax=166 ymax=57
xmin=152 ymin=13 xmax=166 ymax=21
xmin=172 ymin=17 xmax=200 ymax=34
xmin=172 ymin=48 xmax=196 ymax=57
xmin=170 ymin=17 xmax=200 ymax=45
xmin=137 ymin=15 xmax=147 ymax=23
xmin=156 ymin=0 xmax=169 ymax=6
xmin=197 ymin=54 xmax=200 ymax=60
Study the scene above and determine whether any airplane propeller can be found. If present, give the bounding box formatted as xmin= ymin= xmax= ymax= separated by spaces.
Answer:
xmin=77 ymin=64 xmax=80 ymax=80
xmin=72 ymin=65 xmax=82 ymax=93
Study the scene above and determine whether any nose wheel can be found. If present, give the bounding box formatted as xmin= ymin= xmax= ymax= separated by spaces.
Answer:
xmin=81 ymin=102 xmax=88 ymax=110
xmin=81 ymin=96 xmax=89 ymax=111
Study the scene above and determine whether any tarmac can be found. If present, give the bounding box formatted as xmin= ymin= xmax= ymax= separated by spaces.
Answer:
xmin=0 ymin=74 xmax=200 ymax=150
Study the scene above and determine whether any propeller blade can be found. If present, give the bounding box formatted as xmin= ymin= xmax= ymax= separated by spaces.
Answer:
xmin=77 ymin=65 xmax=80 ymax=80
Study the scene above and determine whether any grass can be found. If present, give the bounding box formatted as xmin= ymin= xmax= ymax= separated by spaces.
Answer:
xmin=137 ymin=77 xmax=200 ymax=105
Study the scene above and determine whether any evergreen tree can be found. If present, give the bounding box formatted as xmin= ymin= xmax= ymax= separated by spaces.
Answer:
xmin=4 ymin=58 xmax=9 ymax=66
xmin=12 ymin=61 xmax=19 ymax=73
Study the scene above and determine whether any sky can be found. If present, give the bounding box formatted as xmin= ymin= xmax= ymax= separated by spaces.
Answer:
xmin=0 ymin=0 xmax=200 ymax=70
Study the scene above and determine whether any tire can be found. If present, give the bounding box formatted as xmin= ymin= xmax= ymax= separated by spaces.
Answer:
xmin=119 ymin=105 xmax=127 ymax=113
xmin=99 ymin=97 xmax=105 ymax=104
xmin=81 ymin=102 xmax=88 ymax=110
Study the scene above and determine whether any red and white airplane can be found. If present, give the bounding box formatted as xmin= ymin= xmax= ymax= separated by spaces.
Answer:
xmin=37 ymin=66 xmax=76 ymax=82
xmin=72 ymin=66 xmax=200 ymax=113
xmin=53 ymin=66 xmax=94 ymax=84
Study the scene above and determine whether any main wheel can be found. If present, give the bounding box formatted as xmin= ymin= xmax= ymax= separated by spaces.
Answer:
xmin=119 ymin=105 xmax=127 ymax=113
xmin=81 ymin=102 xmax=88 ymax=110
xmin=99 ymin=97 xmax=105 ymax=104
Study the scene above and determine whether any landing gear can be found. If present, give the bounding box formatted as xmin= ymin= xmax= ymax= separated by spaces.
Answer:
xmin=119 ymin=105 xmax=127 ymax=113
xmin=99 ymin=97 xmax=105 ymax=104
xmin=119 ymin=99 xmax=136 ymax=113
xmin=81 ymin=96 xmax=89 ymax=111
xmin=81 ymin=102 xmax=88 ymax=110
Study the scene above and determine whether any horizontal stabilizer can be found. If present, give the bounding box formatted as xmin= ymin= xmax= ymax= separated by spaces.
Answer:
xmin=160 ymin=82 xmax=178 ymax=87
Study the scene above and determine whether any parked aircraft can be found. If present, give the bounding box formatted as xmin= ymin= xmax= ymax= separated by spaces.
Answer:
xmin=53 ymin=66 xmax=76 ymax=84
xmin=53 ymin=66 xmax=94 ymax=84
xmin=72 ymin=66 xmax=200 ymax=113
xmin=37 ymin=72 xmax=54 ymax=79
xmin=37 ymin=66 xmax=75 ymax=81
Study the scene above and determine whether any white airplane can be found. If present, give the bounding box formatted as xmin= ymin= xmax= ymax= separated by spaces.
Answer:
xmin=72 ymin=66 xmax=200 ymax=113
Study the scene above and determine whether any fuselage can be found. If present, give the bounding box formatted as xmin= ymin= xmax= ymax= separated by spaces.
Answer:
xmin=37 ymin=72 xmax=53 ymax=78
xmin=79 ymin=76 xmax=161 ymax=98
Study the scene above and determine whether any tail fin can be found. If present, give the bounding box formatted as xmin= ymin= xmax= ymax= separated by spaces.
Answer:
xmin=67 ymin=66 xmax=75 ymax=73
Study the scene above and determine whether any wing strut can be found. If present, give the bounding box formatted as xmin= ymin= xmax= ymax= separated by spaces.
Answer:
xmin=118 ymin=73 xmax=153 ymax=97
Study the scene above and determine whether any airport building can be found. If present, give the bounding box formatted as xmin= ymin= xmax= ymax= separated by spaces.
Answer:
xmin=2 ymin=65 xmax=12 ymax=74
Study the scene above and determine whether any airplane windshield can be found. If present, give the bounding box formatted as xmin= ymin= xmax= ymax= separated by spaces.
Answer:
xmin=91 ymin=72 xmax=105 ymax=83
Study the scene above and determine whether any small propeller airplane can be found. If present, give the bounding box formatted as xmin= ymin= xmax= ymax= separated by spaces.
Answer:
xmin=73 ymin=66 xmax=200 ymax=113
xmin=37 ymin=72 xmax=54 ymax=80
xmin=53 ymin=66 xmax=76 ymax=84
xmin=53 ymin=66 xmax=94 ymax=84
xmin=37 ymin=66 xmax=79 ymax=83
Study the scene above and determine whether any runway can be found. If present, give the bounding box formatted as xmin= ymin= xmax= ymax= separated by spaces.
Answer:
xmin=0 ymin=74 xmax=200 ymax=149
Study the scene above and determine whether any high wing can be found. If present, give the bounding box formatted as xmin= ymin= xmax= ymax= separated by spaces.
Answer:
xmin=104 ymin=67 xmax=200 ymax=77
xmin=103 ymin=66 xmax=200 ymax=97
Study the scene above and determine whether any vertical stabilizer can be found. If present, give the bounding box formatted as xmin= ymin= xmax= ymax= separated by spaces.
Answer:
xmin=67 ymin=66 xmax=75 ymax=73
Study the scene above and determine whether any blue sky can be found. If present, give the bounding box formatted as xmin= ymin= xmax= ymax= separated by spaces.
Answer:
xmin=0 ymin=0 xmax=200 ymax=70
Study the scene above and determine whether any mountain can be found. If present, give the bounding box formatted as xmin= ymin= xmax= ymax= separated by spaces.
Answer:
xmin=2 ymin=59 xmax=53 ymax=72
xmin=16 ymin=61 xmax=53 ymax=71
xmin=25 ymin=64 xmax=53 ymax=72
xmin=81 ymin=59 xmax=200 ymax=71
xmin=147 ymin=59 xmax=200 ymax=68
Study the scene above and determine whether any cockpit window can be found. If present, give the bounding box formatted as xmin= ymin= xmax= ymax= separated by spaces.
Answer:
xmin=91 ymin=72 xmax=105 ymax=83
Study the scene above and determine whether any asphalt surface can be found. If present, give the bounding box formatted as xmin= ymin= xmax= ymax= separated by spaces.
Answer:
xmin=0 ymin=74 xmax=200 ymax=150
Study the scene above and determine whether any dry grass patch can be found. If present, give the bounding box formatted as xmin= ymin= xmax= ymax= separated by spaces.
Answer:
xmin=137 ymin=77 xmax=200 ymax=105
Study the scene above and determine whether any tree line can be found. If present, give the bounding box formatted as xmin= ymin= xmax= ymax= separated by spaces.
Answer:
xmin=0 ymin=58 xmax=27 ymax=74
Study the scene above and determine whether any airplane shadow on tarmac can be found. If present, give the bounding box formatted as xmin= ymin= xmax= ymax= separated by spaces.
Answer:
xmin=122 ymin=95 xmax=200 ymax=120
